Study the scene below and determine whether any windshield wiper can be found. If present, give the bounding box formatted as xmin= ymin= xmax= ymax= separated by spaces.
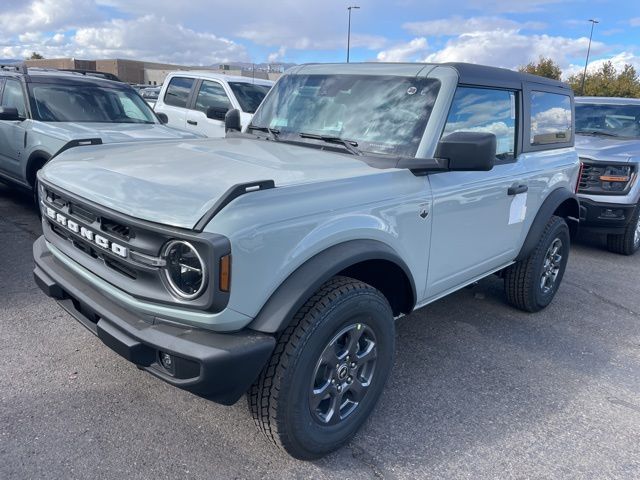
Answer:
xmin=298 ymin=132 xmax=362 ymax=155
xmin=576 ymin=130 xmax=620 ymax=137
xmin=247 ymin=125 xmax=280 ymax=141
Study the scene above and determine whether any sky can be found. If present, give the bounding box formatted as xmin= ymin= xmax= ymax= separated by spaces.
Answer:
xmin=1 ymin=0 xmax=639 ymax=79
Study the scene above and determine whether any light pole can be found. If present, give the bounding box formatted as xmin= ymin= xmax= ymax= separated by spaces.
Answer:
xmin=581 ymin=19 xmax=599 ymax=95
xmin=347 ymin=6 xmax=360 ymax=63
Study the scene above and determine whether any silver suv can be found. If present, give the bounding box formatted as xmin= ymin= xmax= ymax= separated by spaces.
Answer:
xmin=33 ymin=63 xmax=580 ymax=459
xmin=575 ymin=96 xmax=640 ymax=255
xmin=0 ymin=66 xmax=200 ymax=200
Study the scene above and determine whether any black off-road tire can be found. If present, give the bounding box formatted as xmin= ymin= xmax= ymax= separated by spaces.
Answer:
xmin=606 ymin=205 xmax=640 ymax=256
xmin=248 ymin=276 xmax=395 ymax=460
xmin=504 ymin=215 xmax=570 ymax=312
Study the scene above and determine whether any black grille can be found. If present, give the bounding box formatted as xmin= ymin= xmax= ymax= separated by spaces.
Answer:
xmin=578 ymin=162 xmax=606 ymax=194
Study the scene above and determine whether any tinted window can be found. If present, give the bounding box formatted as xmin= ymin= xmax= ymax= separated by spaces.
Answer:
xmin=576 ymin=103 xmax=640 ymax=139
xmin=195 ymin=81 xmax=231 ymax=113
xmin=443 ymin=87 xmax=516 ymax=159
xmin=530 ymin=91 xmax=572 ymax=145
xmin=30 ymin=84 xmax=156 ymax=123
xmin=228 ymin=82 xmax=270 ymax=113
xmin=251 ymin=74 xmax=441 ymax=157
xmin=164 ymin=77 xmax=194 ymax=108
xmin=2 ymin=79 xmax=26 ymax=117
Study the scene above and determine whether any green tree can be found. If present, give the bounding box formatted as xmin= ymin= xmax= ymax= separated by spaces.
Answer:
xmin=568 ymin=61 xmax=640 ymax=97
xmin=518 ymin=57 xmax=562 ymax=80
xmin=28 ymin=52 xmax=44 ymax=59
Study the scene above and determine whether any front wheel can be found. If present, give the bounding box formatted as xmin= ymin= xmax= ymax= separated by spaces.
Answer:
xmin=248 ymin=276 xmax=395 ymax=460
xmin=606 ymin=205 xmax=640 ymax=255
xmin=504 ymin=215 xmax=570 ymax=312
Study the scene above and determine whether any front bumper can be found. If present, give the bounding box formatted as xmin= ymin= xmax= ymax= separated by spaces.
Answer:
xmin=33 ymin=236 xmax=275 ymax=405
xmin=578 ymin=198 xmax=638 ymax=234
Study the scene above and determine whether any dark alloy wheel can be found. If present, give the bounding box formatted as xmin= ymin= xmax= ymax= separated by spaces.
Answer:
xmin=310 ymin=323 xmax=378 ymax=426
xmin=504 ymin=215 xmax=570 ymax=312
xmin=248 ymin=276 xmax=394 ymax=460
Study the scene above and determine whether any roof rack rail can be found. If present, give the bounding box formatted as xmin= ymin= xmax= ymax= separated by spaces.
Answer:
xmin=0 ymin=63 xmax=27 ymax=74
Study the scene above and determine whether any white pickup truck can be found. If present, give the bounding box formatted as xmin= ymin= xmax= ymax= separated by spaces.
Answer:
xmin=154 ymin=71 xmax=273 ymax=137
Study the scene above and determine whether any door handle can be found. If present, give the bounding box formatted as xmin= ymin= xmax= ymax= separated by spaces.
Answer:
xmin=508 ymin=184 xmax=528 ymax=195
xmin=187 ymin=120 xmax=198 ymax=126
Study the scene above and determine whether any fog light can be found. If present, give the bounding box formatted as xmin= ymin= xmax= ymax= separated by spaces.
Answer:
xmin=601 ymin=208 xmax=623 ymax=219
xmin=159 ymin=351 xmax=173 ymax=370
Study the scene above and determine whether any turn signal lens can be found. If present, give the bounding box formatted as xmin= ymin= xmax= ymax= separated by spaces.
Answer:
xmin=219 ymin=254 xmax=231 ymax=292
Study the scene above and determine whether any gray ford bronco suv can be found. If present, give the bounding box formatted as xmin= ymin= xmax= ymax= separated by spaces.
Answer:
xmin=33 ymin=63 xmax=580 ymax=459
xmin=575 ymin=96 xmax=640 ymax=255
xmin=0 ymin=65 xmax=199 ymax=202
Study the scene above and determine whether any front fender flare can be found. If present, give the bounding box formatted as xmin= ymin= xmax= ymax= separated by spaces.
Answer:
xmin=247 ymin=239 xmax=416 ymax=334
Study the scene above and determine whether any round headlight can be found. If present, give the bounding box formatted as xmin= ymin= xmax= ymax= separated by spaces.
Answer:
xmin=162 ymin=240 xmax=206 ymax=299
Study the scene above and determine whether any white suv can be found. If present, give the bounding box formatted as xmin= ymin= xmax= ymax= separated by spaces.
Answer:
xmin=154 ymin=71 xmax=273 ymax=137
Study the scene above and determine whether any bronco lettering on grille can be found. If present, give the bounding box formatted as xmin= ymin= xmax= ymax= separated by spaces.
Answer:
xmin=45 ymin=206 xmax=128 ymax=258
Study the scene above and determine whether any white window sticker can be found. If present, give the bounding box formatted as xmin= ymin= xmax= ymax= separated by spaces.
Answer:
xmin=509 ymin=193 xmax=527 ymax=225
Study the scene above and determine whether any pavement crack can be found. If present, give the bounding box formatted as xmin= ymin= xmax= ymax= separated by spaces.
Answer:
xmin=349 ymin=444 xmax=396 ymax=480
xmin=0 ymin=217 xmax=40 ymax=240
xmin=565 ymin=280 xmax=639 ymax=317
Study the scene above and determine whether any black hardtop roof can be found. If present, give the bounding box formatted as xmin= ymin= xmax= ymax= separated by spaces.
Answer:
xmin=442 ymin=62 xmax=570 ymax=90
xmin=0 ymin=67 xmax=130 ymax=89
xmin=293 ymin=61 xmax=571 ymax=91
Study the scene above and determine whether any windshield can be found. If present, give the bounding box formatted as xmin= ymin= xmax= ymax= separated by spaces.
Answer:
xmin=228 ymin=82 xmax=271 ymax=113
xmin=250 ymin=74 xmax=441 ymax=157
xmin=576 ymin=103 xmax=640 ymax=138
xmin=29 ymin=84 xmax=157 ymax=124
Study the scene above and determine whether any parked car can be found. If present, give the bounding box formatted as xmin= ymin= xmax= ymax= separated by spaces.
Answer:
xmin=140 ymin=86 xmax=160 ymax=108
xmin=0 ymin=66 xmax=201 ymax=201
xmin=575 ymin=97 xmax=640 ymax=255
xmin=34 ymin=62 xmax=579 ymax=460
xmin=154 ymin=71 xmax=273 ymax=137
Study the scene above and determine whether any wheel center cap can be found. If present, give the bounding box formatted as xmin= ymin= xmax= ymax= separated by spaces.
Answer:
xmin=337 ymin=364 xmax=349 ymax=380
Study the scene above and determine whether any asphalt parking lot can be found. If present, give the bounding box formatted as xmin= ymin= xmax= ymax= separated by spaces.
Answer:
xmin=1 ymin=182 xmax=639 ymax=480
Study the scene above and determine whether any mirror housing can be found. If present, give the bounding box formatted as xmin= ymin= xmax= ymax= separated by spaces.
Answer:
xmin=224 ymin=108 xmax=242 ymax=133
xmin=207 ymin=106 xmax=229 ymax=121
xmin=435 ymin=131 xmax=496 ymax=171
xmin=156 ymin=112 xmax=168 ymax=124
xmin=0 ymin=106 xmax=21 ymax=121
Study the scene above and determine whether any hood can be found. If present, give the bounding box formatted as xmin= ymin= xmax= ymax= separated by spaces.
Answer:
xmin=40 ymin=137 xmax=390 ymax=229
xmin=575 ymin=134 xmax=640 ymax=163
xmin=33 ymin=121 xmax=202 ymax=143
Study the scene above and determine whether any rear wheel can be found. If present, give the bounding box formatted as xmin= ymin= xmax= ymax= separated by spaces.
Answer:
xmin=248 ymin=276 xmax=395 ymax=460
xmin=606 ymin=205 xmax=640 ymax=255
xmin=504 ymin=215 xmax=570 ymax=312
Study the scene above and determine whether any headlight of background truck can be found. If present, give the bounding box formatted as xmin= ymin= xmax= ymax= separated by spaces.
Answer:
xmin=578 ymin=160 xmax=637 ymax=195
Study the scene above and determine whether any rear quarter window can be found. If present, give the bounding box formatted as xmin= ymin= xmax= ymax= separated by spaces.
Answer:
xmin=530 ymin=91 xmax=572 ymax=145
xmin=163 ymin=77 xmax=194 ymax=108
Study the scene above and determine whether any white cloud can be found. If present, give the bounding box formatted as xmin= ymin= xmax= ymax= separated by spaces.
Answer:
xmin=0 ymin=0 xmax=100 ymax=34
xmin=71 ymin=15 xmax=248 ymax=64
xmin=376 ymin=38 xmax=429 ymax=62
xmin=403 ymin=16 xmax=545 ymax=36
xmin=630 ymin=18 xmax=640 ymax=27
xmin=422 ymin=29 xmax=606 ymax=71
xmin=267 ymin=46 xmax=287 ymax=63
xmin=564 ymin=51 xmax=640 ymax=78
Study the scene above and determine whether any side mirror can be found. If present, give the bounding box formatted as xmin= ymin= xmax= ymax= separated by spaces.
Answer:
xmin=0 ymin=106 xmax=21 ymax=121
xmin=156 ymin=112 xmax=168 ymax=124
xmin=224 ymin=108 xmax=242 ymax=133
xmin=207 ymin=106 xmax=229 ymax=121
xmin=436 ymin=131 xmax=496 ymax=171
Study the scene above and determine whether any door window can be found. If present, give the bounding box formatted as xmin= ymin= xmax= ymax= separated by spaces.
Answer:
xmin=2 ymin=79 xmax=27 ymax=117
xmin=530 ymin=91 xmax=572 ymax=145
xmin=443 ymin=87 xmax=516 ymax=160
xmin=163 ymin=77 xmax=194 ymax=108
xmin=194 ymin=81 xmax=231 ymax=113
